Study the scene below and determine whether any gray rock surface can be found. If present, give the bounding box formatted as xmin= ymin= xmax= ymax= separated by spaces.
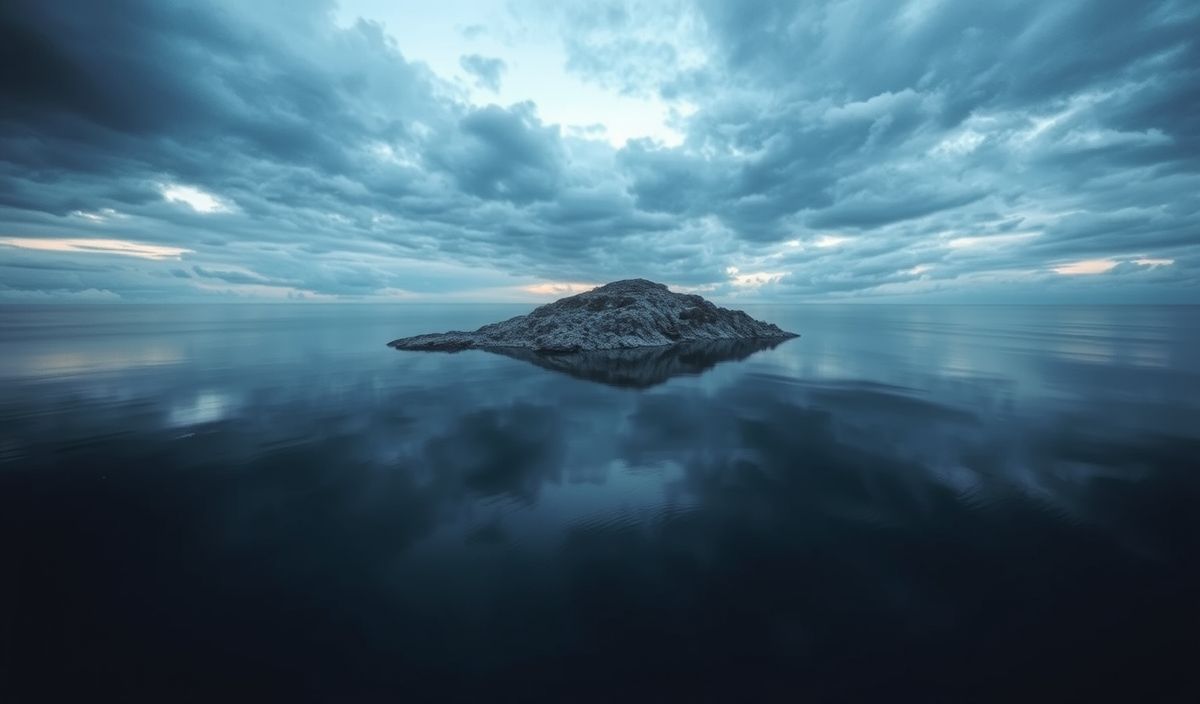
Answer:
xmin=387 ymin=279 xmax=797 ymax=352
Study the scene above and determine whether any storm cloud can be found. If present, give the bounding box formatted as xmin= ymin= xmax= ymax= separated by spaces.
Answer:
xmin=1 ymin=0 xmax=1197 ymax=301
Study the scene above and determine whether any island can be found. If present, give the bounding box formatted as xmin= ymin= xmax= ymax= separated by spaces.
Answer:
xmin=387 ymin=278 xmax=798 ymax=353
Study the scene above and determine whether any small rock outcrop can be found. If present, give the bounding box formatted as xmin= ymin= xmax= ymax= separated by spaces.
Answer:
xmin=388 ymin=279 xmax=798 ymax=353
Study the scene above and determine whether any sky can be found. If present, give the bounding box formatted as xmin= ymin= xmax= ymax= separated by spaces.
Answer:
xmin=1 ymin=0 xmax=1198 ymax=303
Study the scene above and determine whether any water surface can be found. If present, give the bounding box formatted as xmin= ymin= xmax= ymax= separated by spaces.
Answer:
xmin=2 ymin=304 xmax=1198 ymax=701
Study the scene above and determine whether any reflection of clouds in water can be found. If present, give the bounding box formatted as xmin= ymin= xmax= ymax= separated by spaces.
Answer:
xmin=166 ymin=391 xmax=240 ymax=428
xmin=419 ymin=403 xmax=565 ymax=503
xmin=608 ymin=373 xmax=1200 ymax=567
xmin=553 ymin=377 xmax=1200 ymax=696
xmin=6 ymin=333 xmax=1195 ymax=557
xmin=0 ymin=344 xmax=183 ymax=379
xmin=3 ymin=306 xmax=1199 ymax=701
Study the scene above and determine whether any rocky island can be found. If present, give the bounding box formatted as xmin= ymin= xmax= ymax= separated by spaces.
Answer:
xmin=388 ymin=279 xmax=798 ymax=353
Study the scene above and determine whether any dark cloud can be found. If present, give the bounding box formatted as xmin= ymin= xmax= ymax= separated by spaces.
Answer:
xmin=807 ymin=189 xmax=987 ymax=230
xmin=427 ymin=102 xmax=564 ymax=203
xmin=0 ymin=0 xmax=1197 ymax=300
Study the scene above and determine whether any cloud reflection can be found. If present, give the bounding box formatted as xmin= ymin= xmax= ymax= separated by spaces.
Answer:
xmin=3 ymin=304 xmax=1198 ymax=699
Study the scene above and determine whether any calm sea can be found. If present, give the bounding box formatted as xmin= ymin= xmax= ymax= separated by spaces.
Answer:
xmin=2 ymin=304 xmax=1198 ymax=701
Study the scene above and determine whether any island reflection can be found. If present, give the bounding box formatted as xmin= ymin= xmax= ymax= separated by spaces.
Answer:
xmin=477 ymin=337 xmax=794 ymax=388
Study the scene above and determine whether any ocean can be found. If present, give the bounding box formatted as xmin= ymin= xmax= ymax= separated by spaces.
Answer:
xmin=2 ymin=303 xmax=1198 ymax=701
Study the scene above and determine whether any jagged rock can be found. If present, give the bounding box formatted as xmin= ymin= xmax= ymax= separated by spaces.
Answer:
xmin=387 ymin=279 xmax=798 ymax=353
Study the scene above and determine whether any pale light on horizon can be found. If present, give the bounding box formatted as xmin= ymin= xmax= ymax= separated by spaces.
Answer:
xmin=726 ymin=266 xmax=786 ymax=288
xmin=521 ymin=281 xmax=601 ymax=297
xmin=0 ymin=237 xmax=193 ymax=260
xmin=1052 ymin=257 xmax=1177 ymax=275
xmin=1053 ymin=259 xmax=1119 ymax=275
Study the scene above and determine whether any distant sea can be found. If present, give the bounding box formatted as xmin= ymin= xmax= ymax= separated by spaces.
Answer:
xmin=3 ymin=304 xmax=1198 ymax=701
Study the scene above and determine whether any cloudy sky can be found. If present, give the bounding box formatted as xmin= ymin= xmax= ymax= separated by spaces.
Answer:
xmin=1 ymin=0 xmax=1197 ymax=302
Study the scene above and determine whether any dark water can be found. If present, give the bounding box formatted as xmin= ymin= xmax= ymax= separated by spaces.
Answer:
xmin=2 ymin=304 xmax=1199 ymax=702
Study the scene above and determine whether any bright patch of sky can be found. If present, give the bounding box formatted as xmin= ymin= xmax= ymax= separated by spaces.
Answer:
xmin=335 ymin=0 xmax=691 ymax=146
xmin=161 ymin=184 xmax=230 ymax=214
